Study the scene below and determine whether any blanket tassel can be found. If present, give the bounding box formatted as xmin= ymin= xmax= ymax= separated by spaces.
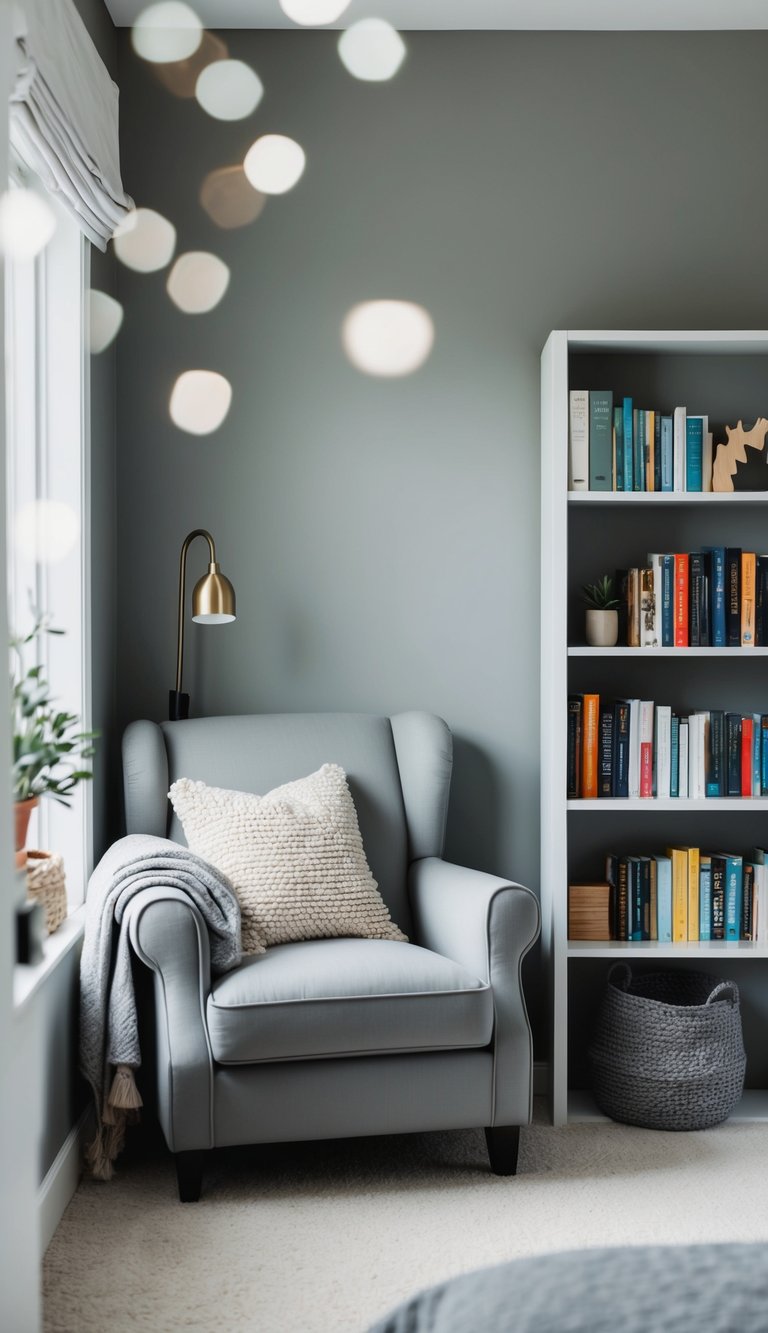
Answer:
xmin=107 ymin=1064 xmax=143 ymax=1112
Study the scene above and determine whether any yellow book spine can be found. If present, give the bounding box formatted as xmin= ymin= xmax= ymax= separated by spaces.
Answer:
xmin=742 ymin=553 xmax=756 ymax=647
xmin=687 ymin=847 xmax=700 ymax=942
xmin=647 ymin=410 xmax=655 ymax=491
xmin=581 ymin=694 xmax=600 ymax=799
xmin=667 ymin=847 xmax=688 ymax=942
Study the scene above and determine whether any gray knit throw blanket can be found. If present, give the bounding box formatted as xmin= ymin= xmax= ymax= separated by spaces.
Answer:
xmin=79 ymin=834 xmax=241 ymax=1180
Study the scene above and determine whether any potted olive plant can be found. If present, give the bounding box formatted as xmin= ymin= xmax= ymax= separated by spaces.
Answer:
xmin=11 ymin=613 xmax=95 ymax=868
xmin=582 ymin=575 xmax=620 ymax=648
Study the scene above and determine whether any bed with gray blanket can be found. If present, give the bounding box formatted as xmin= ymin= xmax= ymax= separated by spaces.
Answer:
xmin=369 ymin=1243 xmax=768 ymax=1332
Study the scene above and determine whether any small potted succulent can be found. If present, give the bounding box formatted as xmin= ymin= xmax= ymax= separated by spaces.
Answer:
xmin=582 ymin=575 xmax=620 ymax=648
xmin=11 ymin=613 xmax=95 ymax=869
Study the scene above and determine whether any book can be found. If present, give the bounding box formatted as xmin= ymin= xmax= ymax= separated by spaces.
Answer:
xmin=568 ymin=390 xmax=589 ymax=490
xmin=756 ymin=556 xmax=768 ymax=645
xmin=707 ymin=709 xmax=725 ymax=798
xmin=655 ymin=705 xmax=672 ymax=799
xmin=654 ymin=855 xmax=672 ymax=942
xmin=627 ymin=568 xmax=641 ymax=647
xmin=685 ymin=414 xmax=704 ymax=491
xmin=712 ymin=856 xmax=725 ymax=939
xmin=621 ymin=398 xmax=634 ymax=494
xmin=708 ymin=546 xmax=726 ymax=647
xmin=674 ymin=554 xmax=689 ymax=646
xmin=741 ymin=551 xmax=756 ymax=647
xmin=666 ymin=846 xmax=688 ymax=942
xmin=640 ymin=567 xmax=658 ymax=647
xmin=660 ymin=554 xmax=674 ymax=646
xmin=699 ymin=854 xmax=712 ymax=941
xmin=627 ymin=857 xmax=643 ymax=940
xmin=689 ymin=552 xmax=706 ymax=646
xmin=613 ymin=700 xmax=630 ymax=798
xmin=673 ymin=406 xmax=686 ymax=492
xmin=688 ymin=712 xmax=708 ymax=800
xmin=762 ymin=716 xmax=768 ymax=795
xmin=613 ymin=406 xmax=624 ymax=491
xmin=653 ymin=412 xmax=662 ymax=493
xmin=589 ymin=391 xmax=613 ymax=491
xmin=712 ymin=853 xmax=743 ymax=941
xmin=581 ymin=694 xmax=600 ymax=799
xmin=753 ymin=713 xmax=762 ymax=797
xmin=649 ymin=856 xmax=657 ymax=940
xmin=616 ymin=857 xmax=629 ymax=939
xmin=639 ymin=700 xmax=654 ymax=798
xmin=742 ymin=862 xmax=755 ymax=941
xmin=634 ymin=408 xmax=645 ymax=492
xmin=567 ymin=697 xmax=583 ymax=799
xmin=598 ymin=703 xmax=613 ymax=798
xmin=660 ymin=415 xmax=673 ymax=491
xmin=627 ymin=698 xmax=641 ymax=799
xmin=678 ymin=720 xmax=689 ymax=798
xmin=670 ymin=714 xmax=680 ymax=797
xmin=646 ymin=410 xmax=655 ymax=491
xmin=726 ymin=712 xmax=742 ymax=796
xmin=741 ymin=715 xmax=754 ymax=797
xmin=726 ymin=548 xmax=741 ymax=646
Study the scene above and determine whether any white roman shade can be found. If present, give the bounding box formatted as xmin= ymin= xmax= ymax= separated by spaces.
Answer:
xmin=10 ymin=0 xmax=133 ymax=250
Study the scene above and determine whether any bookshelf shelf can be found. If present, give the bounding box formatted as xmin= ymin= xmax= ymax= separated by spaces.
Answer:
xmin=568 ymin=491 xmax=768 ymax=505
xmin=567 ymin=939 xmax=768 ymax=958
xmin=568 ymin=798 xmax=768 ymax=811
xmin=567 ymin=1088 xmax=768 ymax=1123
xmin=568 ymin=646 xmax=768 ymax=658
xmin=541 ymin=328 xmax=768 ymax=1129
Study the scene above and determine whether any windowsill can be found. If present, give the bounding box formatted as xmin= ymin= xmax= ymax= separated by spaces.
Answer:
xmin=13 ymin=905 xmax=85 ymax=1013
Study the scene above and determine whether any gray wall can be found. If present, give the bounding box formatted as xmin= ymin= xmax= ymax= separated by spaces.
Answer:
xmin=115 ymin=30 xmax=768 ymax=1050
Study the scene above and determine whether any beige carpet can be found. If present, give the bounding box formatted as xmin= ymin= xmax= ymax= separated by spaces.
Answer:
xmin=44 ymin=1111 xmax=768 ymax=1333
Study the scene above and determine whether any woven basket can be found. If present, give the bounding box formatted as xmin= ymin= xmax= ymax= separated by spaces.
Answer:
xmin=588 ymin=964 xmax=746 ymax=1131
xmin=26 ymin=850 xmax=67 ymax=935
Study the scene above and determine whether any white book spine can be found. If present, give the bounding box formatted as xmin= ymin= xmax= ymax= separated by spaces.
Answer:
xmin=673 ymin=406 xmax=686 ymax=493
xmin=643 ymin=555 xmax=661 ymax=648
xmin=628 ymin=698 xmax=641 ymax=798
xmin=702 ymin=417 xmax=712 ymax=491
xmin=639 ymin=700 xmax=654 ymax=797
xmin=678 ymin=720 xmax=689 ymax=798
xmin=569 ymin=390 xmax=589 ymax=491
xmin=656 ymin=705 xmax=672 ymax=799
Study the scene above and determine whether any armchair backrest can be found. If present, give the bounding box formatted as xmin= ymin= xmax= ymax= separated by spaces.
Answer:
xmin=122 ymin=711 xmax=452 ymax=935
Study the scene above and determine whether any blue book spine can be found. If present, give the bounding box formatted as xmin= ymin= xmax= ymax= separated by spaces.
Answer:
xmin=685 ymin=416 xmax=703 ymax=491
xmin=614 ymin=407 xmax=624 ymax=491
xmin=754 ymin=714 xmax=761 ymax=797
xmin=634 ymin=409 xmax=645 ymax=491
xmin=710 ymin=547 xmax=726 ymax=646
xmin=699 ymin=860 xmax=712 ymax=941
xmin=622 ymin=398 xmax=633 ymax=493
xmin=629 ymin=860 xmax=643 ymax=941
xmin=762 ymin=716 xmax=768 ymax=795
xmin=655 ymin=858 xmax=672 ymax=943
xmin=661 ymin=555 xmax=674 ymax=647
xmin=589 ymin=391 xmax=613 ymax=491
xmin=721 ymin=856 xmax=743 ymax=941
xmin=660 ymin=416 xmax=674 ymax=491
xmin=670 ymin=715 xmax=680 ymax=798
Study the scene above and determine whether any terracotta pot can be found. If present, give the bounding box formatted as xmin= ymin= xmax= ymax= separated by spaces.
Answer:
xmin=586 ymin=608 xmax=619 ymax=648
xmin=14 ymin=797 xmax=39 ymax=870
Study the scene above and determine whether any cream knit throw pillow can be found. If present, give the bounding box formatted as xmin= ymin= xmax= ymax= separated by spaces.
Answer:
xmin=168 ymin=764 xmax=407 ymax=955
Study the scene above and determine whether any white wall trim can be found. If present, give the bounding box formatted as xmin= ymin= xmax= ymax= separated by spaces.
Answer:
xmin=38 ymin=1106 xmax=92 ymax=1257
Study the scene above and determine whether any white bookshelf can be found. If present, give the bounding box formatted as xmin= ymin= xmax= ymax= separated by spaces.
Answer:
xmin=540 ymin=329 xmax=768 ymax=1127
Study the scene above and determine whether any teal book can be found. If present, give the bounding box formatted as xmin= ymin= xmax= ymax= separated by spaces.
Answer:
xmin=613 ymin=406 xmax=624 ymax=491
xmin=634 ymin=408 xmax=645 ymax=491
xmin=699 ymin=856 xmax=712 ymax=941
xmin=685 ymin=416 xmax=704 ymax=491
xmin=712 ymin=853 xmax=743 ymax=942
xmin=660 ymin=415 xmax=674 ymax=491
xmin=622 ymin=398 xmax=633 ymax=493
xmin=654 ymin=855 xmax=672 ymax=943
xmin=589 ymin=391 xmax=613 ymax=490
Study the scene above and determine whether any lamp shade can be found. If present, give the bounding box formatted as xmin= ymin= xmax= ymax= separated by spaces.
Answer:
xmin=192 ymin=562 xmax=236 ymax=623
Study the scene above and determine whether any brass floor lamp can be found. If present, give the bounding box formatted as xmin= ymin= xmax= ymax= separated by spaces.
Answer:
xmin=170 ymin=528 xmax=236 ymax=721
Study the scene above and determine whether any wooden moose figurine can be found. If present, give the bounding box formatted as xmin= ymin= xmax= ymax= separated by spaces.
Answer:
xmin=712 ymin=417 xmax=768 ymax=492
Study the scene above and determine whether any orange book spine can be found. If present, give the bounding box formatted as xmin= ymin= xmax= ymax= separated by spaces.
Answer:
xmin=674 ymin=554 xmax=689 ymax=647
xmin=581 ymin=694 xmax=600 ymax=799
xmin=742 ymin=716 xmax=754 ymax=797
xmin=741 ymin=552 xmax=756 ymax=647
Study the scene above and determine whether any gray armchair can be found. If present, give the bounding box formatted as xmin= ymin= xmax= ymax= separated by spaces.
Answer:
xmin=121 ymin=711 xmax=539 ymax=1200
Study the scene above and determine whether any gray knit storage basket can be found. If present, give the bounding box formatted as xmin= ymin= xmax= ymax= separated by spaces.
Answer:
xmin=588 ymin=964 xmax=746 ymax=1131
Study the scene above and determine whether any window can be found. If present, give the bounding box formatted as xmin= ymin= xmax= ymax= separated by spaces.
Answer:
xmin=5 ymin=168 xmax=91 ymax=900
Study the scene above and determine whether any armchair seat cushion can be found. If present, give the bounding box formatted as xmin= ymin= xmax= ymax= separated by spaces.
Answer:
xmin=206 ymin=938 xmax=493 ymax=1064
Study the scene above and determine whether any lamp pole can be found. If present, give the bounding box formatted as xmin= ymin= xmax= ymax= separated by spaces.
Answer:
xmin=169 ymin=529 xmax=236 ymax=722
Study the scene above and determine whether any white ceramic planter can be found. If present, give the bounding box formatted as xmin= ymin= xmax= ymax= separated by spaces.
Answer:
xmin=585 ymin=608 xmax=619 ymax=647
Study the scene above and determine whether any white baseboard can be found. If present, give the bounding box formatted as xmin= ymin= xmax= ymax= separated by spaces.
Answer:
xmin=38 ymin=1108 xmax=92 ymax=1257
xmin=533 ymin=1061 xmax=549 ymax=1097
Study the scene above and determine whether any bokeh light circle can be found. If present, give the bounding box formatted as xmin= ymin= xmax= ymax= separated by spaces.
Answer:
xmin=113 ymin=208 xmax=176 ymax=272
xmin=243 ymin=135 xmax=306 ymax=195
xmin=167 ymin=252 xmax=230 ymax=313
xmin=195 ymin=59 xmax=263 ymax=120
xmin=338 ymin=19 xmax=406 ymax=81
xmin=170 ymin=370 xmax=232 ymax=434
xmin=342 ymin=300 xmax=434 ymax=377
xmin=132 ymin=3 xmax=203 ymax=64
xmin=0 ymin=189 xmax=56 ymax=260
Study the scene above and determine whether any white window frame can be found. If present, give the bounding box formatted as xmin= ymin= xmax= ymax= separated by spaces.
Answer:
xmin=5 ymin=163 xmax=93 ymax=903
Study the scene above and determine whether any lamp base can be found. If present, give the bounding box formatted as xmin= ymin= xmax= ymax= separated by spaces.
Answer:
xmin=169 ymin=690 xmax=190 ymax=721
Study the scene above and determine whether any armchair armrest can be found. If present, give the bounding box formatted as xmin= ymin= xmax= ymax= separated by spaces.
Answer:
xmin=124 ymin=888 xmax=214 ymax=1152
xmin=410 ymin=857 xmax=540 ymax=1126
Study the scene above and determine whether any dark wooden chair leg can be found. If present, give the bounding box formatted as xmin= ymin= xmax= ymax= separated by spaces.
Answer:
xmin=484 ymin=1126 xmax=520 ymax=1176
xmin=174 ymin=1150 xmax=204 ymax=1202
